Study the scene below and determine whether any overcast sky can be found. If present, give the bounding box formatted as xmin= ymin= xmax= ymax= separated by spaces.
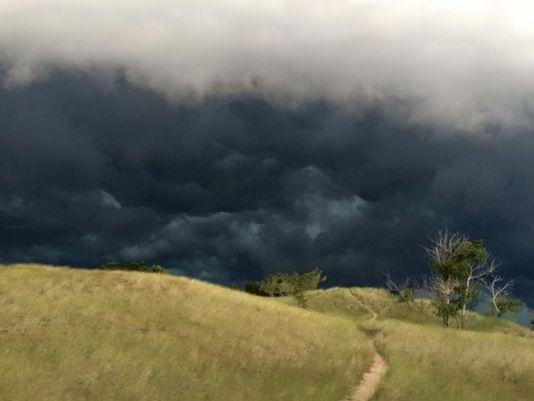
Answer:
xmin=1 ymin=1 xmax=534 ymax=305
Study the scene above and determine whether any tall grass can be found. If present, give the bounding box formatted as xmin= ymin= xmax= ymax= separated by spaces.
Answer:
xmin=372 ymin=320 xmax=534 ymax=401
xmin=0 ymin=264 xmax=374 ymax=401
xmin=287 ymin=287 xmax=534 ymax=335
xmin=1 ymin=265 xmax=532 ymax=401
xmin=289 ymin=287 xmax=534 ymax=401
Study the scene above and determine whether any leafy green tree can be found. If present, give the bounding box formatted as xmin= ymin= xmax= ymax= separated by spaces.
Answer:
xmin=260 ymin=268 xmax=326 ymax=307
xmin=424 ymin=232 xmax=489 ymax=328
xmin=424 ymin=231 xmax=524 ymax=329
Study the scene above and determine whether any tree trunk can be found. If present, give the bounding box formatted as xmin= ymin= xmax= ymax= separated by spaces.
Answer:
xmin=460 ymin=304 xmax=467 ymax=329
xmin=459 ymin=275 xmax=473 ymax=330
xmin=492 ymin=294 xmax=500 ymax=316
xmin=443 ymin=296 xmax=450 ymax=327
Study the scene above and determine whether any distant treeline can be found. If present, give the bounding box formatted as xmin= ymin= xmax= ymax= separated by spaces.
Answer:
xmin=245 ymin=268 xmax=326 ymax=307
xmin=99 ymin=261 xmax=169 ymax=274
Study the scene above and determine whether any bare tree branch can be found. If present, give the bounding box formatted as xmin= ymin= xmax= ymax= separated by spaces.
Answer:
xmin=484 ymin=274 xmax=515 ymax=316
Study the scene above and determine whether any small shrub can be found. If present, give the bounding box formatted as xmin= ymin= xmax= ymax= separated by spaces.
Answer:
xmin=149 ymin=264 xmax=170 ymax=274
xmin=244 ymin=281 xmax=270 ymax=296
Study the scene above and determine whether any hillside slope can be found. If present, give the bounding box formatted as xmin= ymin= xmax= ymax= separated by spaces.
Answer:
xmin=282 ymin=287 xmax=534 ymax=401
xmin=372 ymin=320 xmax=534 ymax=401
xmin=2 ymin=265 xmax=533 ymax=401
xmin=0 ymin=265 xmax=374 ymax=401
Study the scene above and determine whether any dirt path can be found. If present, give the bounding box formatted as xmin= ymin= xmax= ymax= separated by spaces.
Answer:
xmin=344 ymin=353 xmax=387 ymax=401
xmin=347 ymin=289 xmax=378 ymax=322
xmin=344 ymin=291 xmax=388 ymax=401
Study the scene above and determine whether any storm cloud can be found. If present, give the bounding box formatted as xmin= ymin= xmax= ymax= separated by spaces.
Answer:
xmin=0 ymin=71 xmax=533 ymax=305
xmin=3 ymin=1 xmax=534 ymax=130
xmin=0 ymin=2 xmax=534 ymax=305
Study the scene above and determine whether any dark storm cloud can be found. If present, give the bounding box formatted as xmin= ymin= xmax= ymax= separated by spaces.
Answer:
xmin=0 ymin=70 xmax=533 ymax=305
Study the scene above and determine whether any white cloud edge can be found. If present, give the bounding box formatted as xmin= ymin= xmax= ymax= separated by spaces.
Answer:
xmin=2 ymin=0 xmax=534 ymax=131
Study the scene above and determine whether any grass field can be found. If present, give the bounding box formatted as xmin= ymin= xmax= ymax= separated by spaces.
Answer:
xmin=286 ymin=287 xmax=534 ymax=401
xmin=1 ymin=264 xmax=533 ymax=401
xmin=372 ymin=320 xmax=534 ymax=401
xmin=0 ymin=264 xmax=374 ymax=401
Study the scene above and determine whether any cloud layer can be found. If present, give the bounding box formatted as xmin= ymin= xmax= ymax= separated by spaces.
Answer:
xmin=3 ymin=0 xmax=534 ymax=130
xmin=1 ymin=2 xmax=534 ymax=305
xmin=0 ymin=72 xmax=533 ymax=305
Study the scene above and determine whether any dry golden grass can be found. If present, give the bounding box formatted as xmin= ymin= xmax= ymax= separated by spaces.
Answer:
xmin=2 ymin=265 xmax=532 ymax=401
xmin=0 ymin=264 xmax=375 ymax=401
xmin=372 ymin=320 xmax=534 ymax=401
xmin=287 ymin=287 xmax=534 ymax=401
xmin=288 ymin=286 xmax=534 ymax=335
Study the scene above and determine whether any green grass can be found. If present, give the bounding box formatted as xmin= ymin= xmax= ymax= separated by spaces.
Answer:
xmin=0 ymin=264 xmax=374 ymax=401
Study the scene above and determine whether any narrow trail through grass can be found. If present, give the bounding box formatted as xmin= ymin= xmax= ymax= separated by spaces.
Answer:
xmin=344 ymin=353 xmax=387 ymax=401
xmin=348 ymin=289 xmax=378 ymax=322
xmin=344 ymin=291 xmax=388 ymax=401
xmin=281 ymin=286 xmax=534 ymax=401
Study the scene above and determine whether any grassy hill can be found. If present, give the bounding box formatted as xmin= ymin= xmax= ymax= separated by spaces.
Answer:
xmin=280 ymin=287 xmax=534 ymax=401
xmin=0 ymin=264 xmax=374 ymax=401
xmin=1 ymin=264 xmax=533 ymax=401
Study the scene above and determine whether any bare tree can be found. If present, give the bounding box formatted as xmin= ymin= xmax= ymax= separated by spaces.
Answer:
xmin=484 ymin=274 xmax=521 ymax=317
xmin=457 ymin=257 xmax=498 ymax=329
xmin=422 ymin=230 xmax=465 ymax=269
xmin=385 ymin=273 xmax=430 ymax=314
xmin=422 ymin=231 xmax=466 ymax=327
xmin=385 ymin=274 xmax=413 ymax=303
